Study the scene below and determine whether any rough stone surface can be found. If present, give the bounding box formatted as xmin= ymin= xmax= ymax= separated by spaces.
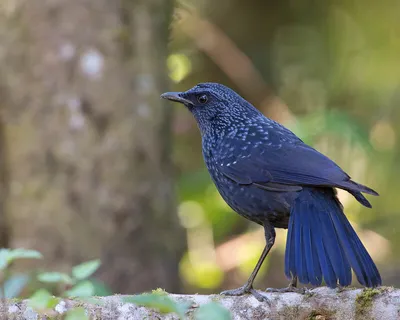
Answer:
xmin=1 ymin=287 xmax=400 ymax=319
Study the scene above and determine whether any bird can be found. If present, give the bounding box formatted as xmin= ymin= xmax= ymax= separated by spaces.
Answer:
xmin=161 ymin=82 xmax=381 ymax=301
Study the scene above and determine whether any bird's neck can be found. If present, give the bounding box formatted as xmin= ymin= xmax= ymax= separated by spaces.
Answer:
xmin=201 ymin=123 xmax=238 ymax=153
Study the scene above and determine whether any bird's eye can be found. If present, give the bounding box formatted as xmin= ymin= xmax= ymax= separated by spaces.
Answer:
xmin=197 ymin=94 xmax=208 ymax=104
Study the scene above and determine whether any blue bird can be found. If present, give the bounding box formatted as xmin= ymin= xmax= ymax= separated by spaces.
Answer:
xmin=161 ymin=83 xmax=381 ymax=301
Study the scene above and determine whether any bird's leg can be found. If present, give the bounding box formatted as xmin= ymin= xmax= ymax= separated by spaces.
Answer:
xmin=221 ymin=224 xmax=275 ymax=302
xmin=265 ymin=276 xmax=307 ymax=294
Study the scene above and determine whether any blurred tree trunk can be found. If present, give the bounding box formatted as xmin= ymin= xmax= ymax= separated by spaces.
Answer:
xmin=0 ymin=0 xmax=183 ymax=293
xmin=0 ymin=93 xmax=10 ymax=248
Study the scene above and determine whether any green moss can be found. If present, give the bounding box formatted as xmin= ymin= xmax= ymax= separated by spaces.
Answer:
xmin=211 ymin=294 xmax=222 ymax=302
xmin=151 ymin=288 xmax=168 ymax=295
xmin=355 ymin=287 xmax=385 ymax=319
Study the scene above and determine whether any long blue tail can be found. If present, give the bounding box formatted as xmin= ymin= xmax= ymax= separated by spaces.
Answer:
xmin=285 ymin=188 xmax=381 ymax=288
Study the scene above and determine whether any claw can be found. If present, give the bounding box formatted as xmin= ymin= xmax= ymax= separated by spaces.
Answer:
xmin=265 ymin=286 xmax=307 ymax=294
xmin=221 ymin=285 xmax=270 ymax=303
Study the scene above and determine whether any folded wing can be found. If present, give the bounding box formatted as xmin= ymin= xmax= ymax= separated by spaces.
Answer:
xmin=217 ymin=140 xmax=378 ymax=206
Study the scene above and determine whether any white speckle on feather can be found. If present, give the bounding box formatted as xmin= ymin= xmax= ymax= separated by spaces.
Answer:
xmin=80 ymin=49 xmax=104 ymax=80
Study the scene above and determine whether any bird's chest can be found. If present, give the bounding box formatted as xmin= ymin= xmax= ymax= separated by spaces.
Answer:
xmin=202 ymin=145 xmax=241 ymax=203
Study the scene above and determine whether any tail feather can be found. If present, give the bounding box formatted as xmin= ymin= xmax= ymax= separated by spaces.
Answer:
xmin=340 ymin=180 xmax=379 ymax=196
xmin=302 ymin=202 xmax=322 ymax=285
xmin=338 ymin=180 xmax=378 ymax=208
xmin=319 ymin=199 xmax=352 ymax=286
xmin=312 ymin=221 xmax=336 ymax=287
xmin=333 ymin=207 xmax=381 ymax=286
xmin=285 ymin=188 xmax=381 ymax=288
xmin=294 ymin=211 xmax=308 ymax=283
xmin=284 ymin=210 xmax=295 ymax=279
xmin=348 ymin=190 xmax=372 ymax=208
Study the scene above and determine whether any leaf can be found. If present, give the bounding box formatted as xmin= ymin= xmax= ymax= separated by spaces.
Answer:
xmin=124 ymin=293 xmax=190 ymax=319
xmin=28 ymin=289 xmax=59 ymax=311
xmin=0 ymin=249 xmax=10 ymax=270
xmin=9 ymin=248 xmax=43 ymax=260
xmin=72 ymin=259 xmax=101 ymax=280
xmin=65 ymin=307 xmax=89 ymax=320
xmin=0 ymin=274 xmax=30 ymax=298
xmin=89 ymin=279 xmax=113 ymax=296
xmin=74 ymin=296 xmax=104 ymax=306
xmin=65 ymin=281 xmax=95 ymax=297
xmin=38 ymin=272 xmax=74 ymax=284
xmin=194 ymin=302 xmax=231 ymax=320
xmin=0 ymin=248 xmax=42 ymax=270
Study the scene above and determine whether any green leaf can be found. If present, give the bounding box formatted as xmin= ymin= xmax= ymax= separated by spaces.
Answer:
xmin=65 ymin=307 xmax=89 ymax=320
xmin=195 ymin=302 xmax=231 ymax=320
xmin=9 ymin=248 xmax=43 ymax=260
xmin=0 ymin=249 xmax=11 ymax=270
xmin=65 ymin=280 xmax=95 ymax=297
xmin=0 ymin=248 xmax=42 ymax=271
xmin=72 ymin=259 xmax=101 ymax=280
xmin=74 ymin=296 xmax=104 ymax=306
xmin=28 ymin=289 xmax=59 ymax=311
xmin=89 ymin=279 xmax=113 ymax=296
xmin=124 ymin=293 xmax=190 ymax=319
xmin=38 ymin=272 xmax=74 ymax=284
xmin=1 ymin=274 xmax=29 ymax=298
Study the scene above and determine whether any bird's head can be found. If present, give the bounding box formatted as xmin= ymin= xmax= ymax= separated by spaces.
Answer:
xmin=161 ymin=82 xmax=261 ymax=134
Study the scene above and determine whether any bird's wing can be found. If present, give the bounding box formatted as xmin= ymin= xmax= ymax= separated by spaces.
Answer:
xmin=217 ymin=139 xmax=377 ymax=195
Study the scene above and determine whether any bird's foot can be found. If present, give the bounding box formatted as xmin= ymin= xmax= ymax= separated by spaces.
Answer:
xmin=221 ymin=285 xmax=269 ymax=303
xmin=265 ymin=286 xmax=307 ymax=294
xmin=335 ymin=285 xmax=345 ymax=293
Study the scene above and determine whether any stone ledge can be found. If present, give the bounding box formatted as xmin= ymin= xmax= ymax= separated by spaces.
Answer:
xmin=1 ymin=286 xmax=398 ymax=319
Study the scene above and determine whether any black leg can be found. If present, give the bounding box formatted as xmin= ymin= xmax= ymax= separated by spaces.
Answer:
xmin=221 ymin=223 xmax=276 ymax=302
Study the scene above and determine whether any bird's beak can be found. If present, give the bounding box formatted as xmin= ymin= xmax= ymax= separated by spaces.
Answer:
xmin=160 ymin=92 xmax=193 ymax=106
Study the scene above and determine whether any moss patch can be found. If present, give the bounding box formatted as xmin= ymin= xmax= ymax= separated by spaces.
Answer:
xmin=304 ymin=290 xmax=315 ymax=299
xmin=151 ymin=288 xmax=167 ymax=295
xmin=211 ymin=294 xmax=223 ymax=302
xmin=355 ymin=287 xmax=385 ymax=319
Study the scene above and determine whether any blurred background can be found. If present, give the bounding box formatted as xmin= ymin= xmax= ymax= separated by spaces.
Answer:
xmin=0 ymin=0 xmax=399 ymax=298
